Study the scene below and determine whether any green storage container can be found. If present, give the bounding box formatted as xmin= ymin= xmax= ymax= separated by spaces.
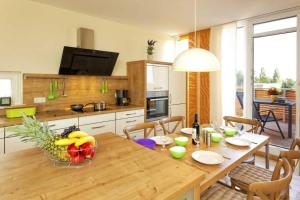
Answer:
xmin=5 ymin=106 xmax=36 ymax=118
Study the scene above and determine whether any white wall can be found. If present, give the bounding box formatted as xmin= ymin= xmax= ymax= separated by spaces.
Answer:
xmin=0 ymin=0 xmax=175 ymax=75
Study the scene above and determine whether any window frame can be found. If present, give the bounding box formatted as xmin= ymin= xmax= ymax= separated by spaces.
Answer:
xmin=0 ymin=71 xmax=22 ymax=106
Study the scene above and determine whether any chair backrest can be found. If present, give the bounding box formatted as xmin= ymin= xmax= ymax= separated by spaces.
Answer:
xmin=236 ymin=91 xmax=244 ymax=109
xmin=248 ymin=158 xmax=292 ymax=200
xmin=159 ymin=116 xmax=185 ymax=135
xmin=223 ymin=116 xmax=261 ymax=133
xmin=290 ymin=138 xmax=300 ymax=150
xmin=123 ymin=122 xmax=157 ymax=140
xmin=279 ymin=150 xmax=300 ymax=172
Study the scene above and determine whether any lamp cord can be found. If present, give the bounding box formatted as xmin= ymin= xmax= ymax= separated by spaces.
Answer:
xmin=194 ymin=0 xmax=197 ymax=48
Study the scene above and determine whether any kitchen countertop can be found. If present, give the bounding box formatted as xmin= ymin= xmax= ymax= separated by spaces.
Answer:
xmin=0 ymin=133 xmax=205 ymax=200
xmin=0 ymin=105 xmax=144 ymax=128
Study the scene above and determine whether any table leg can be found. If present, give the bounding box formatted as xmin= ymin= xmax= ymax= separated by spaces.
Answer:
xmin=194 ymin=186 xmax=200 ymax=200
xmin=288 ymin=105 xmax=292 ymax=138
xmin=265 ymin=143 xmax=269 ymax=169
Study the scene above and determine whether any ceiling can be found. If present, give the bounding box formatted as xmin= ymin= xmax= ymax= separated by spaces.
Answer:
xmin=30 ymin=0 xmax=300 ymax=35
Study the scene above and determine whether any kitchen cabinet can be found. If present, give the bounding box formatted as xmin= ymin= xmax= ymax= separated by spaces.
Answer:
xmin=79 ymin=113 xmax=115 ymax=125
xmin=0 ymin=128 xmax=4 ymax=154
xmin=116 ymin=109 xmax=144 ymax=120
xmin=147 ymin=64 xmax=169 ymax=91
xmin=169 ymin=65 xmax=186 ymax=105
xmin=5 ymin=126 xmax=35 ymax=153
xmin=116 ymin=109 xmax=145 ymax=139
xmin=48 ymin=118 xmax=78 ymax=131
xmin=79 ymin=121 xmax=115 ymax=136
xmin=79 ymin=113 xmax=116 ymax=135
xmin=169 ymin=104 xmax=186 ymax=132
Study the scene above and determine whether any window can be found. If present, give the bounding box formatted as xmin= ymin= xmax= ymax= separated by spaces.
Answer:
xmin=0 ymin=72 xmax=22 ymax=105
xmin=175 ymin=37 xmax=189 ymax=56
xmin=254 ymin=17 xmax=297 ymax=34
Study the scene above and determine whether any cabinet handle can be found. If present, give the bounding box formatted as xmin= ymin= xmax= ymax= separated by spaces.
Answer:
xmin=169 ymin=93 xmax=172 ymax=104
xmin=91 ymin=125 xmax=106 ymax=129
xmin=126 ymin=120 xmax=137 ymax=123
xmin=126 ymin=113 xmax=136 ymax=116
xmin=49 ymin=124 xmax=56 ymax=128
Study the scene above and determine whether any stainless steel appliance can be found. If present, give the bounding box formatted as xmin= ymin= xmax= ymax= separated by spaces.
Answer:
xmin=115 ymin=90 xmax=130 ymax=106
xmin=146 ymin=91 xmax=169 ymax=121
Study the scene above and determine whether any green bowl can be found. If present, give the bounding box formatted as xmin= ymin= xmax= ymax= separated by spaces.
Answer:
xmin=169 ymin=146 xmax=186 ymax=159
xmin=211 ymin=133 xmax=222 ymax=143
xmin=224 ymin=128 xmax=237 ymax=136
xmin=174 ymin=136 xmax=189 ymax=147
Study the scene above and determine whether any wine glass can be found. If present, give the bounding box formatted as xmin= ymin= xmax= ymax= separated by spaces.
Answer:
xmin=161 ymin=137 xmax=168 ymax=151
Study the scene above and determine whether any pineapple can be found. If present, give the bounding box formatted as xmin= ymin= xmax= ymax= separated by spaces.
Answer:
xmin=8 ymin=114 xmax=70 ymax=162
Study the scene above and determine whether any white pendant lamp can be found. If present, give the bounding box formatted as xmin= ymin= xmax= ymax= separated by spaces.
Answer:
xmin=173 ymin=0 xmax=220 ymax=72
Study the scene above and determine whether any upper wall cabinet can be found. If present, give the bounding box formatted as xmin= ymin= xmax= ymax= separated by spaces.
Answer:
xmin=169 ymin=66 xmax=186 ymax=105
xmin=146 ymin=64 xmax=169 ymax=91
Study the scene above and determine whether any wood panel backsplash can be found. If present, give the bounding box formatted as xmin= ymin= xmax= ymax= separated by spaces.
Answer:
xmin=23 ymin=74 xmax=128 ymax=112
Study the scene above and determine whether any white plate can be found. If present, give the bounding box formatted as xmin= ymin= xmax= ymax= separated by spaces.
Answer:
xmin=181 ymin=128 xmax=193 ymax=135
xmin=192 ymin=151 xmax=224 ymax=165
xmin=150 ymin=136 xmax=173 ymax=145
xmin=225 ymin=137 xmax=251 ymax=147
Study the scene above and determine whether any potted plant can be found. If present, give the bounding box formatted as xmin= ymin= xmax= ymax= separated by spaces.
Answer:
xmin=267 ymin=87 xmax=282 ymax=102
xmin=147 ymin=40 xmax=157 ymax=60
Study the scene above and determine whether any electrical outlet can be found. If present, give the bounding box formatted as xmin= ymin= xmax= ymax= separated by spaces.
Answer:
xmin=34 ymin=97 xmax=46 ymax=103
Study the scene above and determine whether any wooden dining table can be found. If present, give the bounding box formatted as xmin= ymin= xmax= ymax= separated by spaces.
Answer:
xmin=153 ymin=131 xmax=270 ymax=193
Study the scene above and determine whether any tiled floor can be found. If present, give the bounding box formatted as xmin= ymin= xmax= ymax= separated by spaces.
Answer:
xmin=256 ymin=156 xmax=300 ymax=200
xmin=261 ymin=121 xmax=296 ymax=148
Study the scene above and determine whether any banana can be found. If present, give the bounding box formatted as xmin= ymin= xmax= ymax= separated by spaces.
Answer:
xmin=74 ymin=136 xmax=96 ymax=147
xmin=68 ymin=131 xmax=88 ymax=139
xmin=55 ymin=138 xmax=78 ymax=146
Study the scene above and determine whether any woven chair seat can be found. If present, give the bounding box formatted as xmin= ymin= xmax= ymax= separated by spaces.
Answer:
xmin=201 ymin=183 xmax=260 ymax=200
xmin=229 ymin=163 xmax=272 ymax=189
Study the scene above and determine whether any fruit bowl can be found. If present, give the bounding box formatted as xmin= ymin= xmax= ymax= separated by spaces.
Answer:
xmin=45 ymin=126 xmax=97 ymax=168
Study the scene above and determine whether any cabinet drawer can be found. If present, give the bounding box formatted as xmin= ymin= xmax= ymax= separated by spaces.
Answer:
xmin=47 ymin=118 xmax=78 ymax=130
xmin=116 ymin=109 xmax=144 ymax=120
xmin=79 ymin=113 xmax=115 ymax=125
xmin=116 ymin=116 xmax=144 ymax=136
xmin=5 ymin=136 xmax=35 ymax=154
xmin=80 ymin=121 xmax=115 ymax=136
xmin=0 ymin=128 xmax=4 ymax=139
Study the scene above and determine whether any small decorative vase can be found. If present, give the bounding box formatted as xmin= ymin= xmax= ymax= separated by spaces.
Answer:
xmin=270 ymin=95 xmax=278 ymax=102
xmin=147 ymin=54 xmax=154 ymax=60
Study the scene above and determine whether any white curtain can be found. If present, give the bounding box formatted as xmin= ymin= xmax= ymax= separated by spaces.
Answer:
xmin=210 ymin=23 xmax=237 ymax=126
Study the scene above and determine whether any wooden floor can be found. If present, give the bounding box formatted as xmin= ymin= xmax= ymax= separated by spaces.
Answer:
xmin=260 ymin=121 xmax=296 ymax=148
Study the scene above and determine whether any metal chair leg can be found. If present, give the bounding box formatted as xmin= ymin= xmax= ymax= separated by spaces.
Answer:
xmin=272 ymin=113 xmax=285 ymax=139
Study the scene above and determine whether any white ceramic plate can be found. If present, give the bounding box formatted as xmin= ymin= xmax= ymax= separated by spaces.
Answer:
xmin=192 ymin=151 xmax=224 ymax=165
xmin=150 ymin=136 xmax=173 ymax=145
xmin=225 ymin=137 xmax=251 ymax=147
xmin=180 ymin=128 xmax=193 ymax=135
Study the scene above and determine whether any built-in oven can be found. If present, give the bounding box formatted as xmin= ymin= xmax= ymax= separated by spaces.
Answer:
xmin=146 ymin=91 xmax=169 ymax=121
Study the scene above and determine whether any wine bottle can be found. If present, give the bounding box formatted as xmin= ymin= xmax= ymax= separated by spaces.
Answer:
xmin=192 ymin=113 xmax=200 ymax=145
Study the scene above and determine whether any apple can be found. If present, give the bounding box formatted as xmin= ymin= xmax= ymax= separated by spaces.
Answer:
xmin=67 ymin=144 xmax=80 ymax=157
xmin=70 ymin=155 xmax=85 ymax=164
xmin=80 ymin=142 xmax=95 ymax=159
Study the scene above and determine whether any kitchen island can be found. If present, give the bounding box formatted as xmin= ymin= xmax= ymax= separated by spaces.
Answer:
xmin=0 ymin=133 xmax=205 ymax=200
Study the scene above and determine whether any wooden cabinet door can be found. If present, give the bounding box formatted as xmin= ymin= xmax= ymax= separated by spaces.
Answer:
xmin=169 ymin=66 xmax=186 ymax=104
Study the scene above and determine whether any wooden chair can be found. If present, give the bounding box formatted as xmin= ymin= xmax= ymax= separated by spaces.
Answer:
xmin=223 ymin=116 xmax=261 ymax=133
xmin=223 ymin=116 xmax=261 ymax=165
xmin=123 ymin=122 xmax=157 ymax=140
xmin=229 ymin=143 xmax=300 ymax=195
xmin=159 ymin=116 xmax=185 ymax=135
xmin=201 ymin=158 xmax=292 ymax=200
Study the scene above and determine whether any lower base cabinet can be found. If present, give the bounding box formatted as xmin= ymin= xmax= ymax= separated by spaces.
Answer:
xmin=80 ymin=121 xmax=115 ymax=136
xmin=5 ymin=136 xmax=35 ymax=154
xmin=116 ymin=115 xmax=145 ymax=138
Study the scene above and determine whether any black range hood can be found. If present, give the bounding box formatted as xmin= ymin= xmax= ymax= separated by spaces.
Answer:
xmin=59 ymin=46 xmax=119 ymax=76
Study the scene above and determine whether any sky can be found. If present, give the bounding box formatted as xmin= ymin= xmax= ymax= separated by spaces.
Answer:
xmin=254 ymin=32 xmax=296 ymax=81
